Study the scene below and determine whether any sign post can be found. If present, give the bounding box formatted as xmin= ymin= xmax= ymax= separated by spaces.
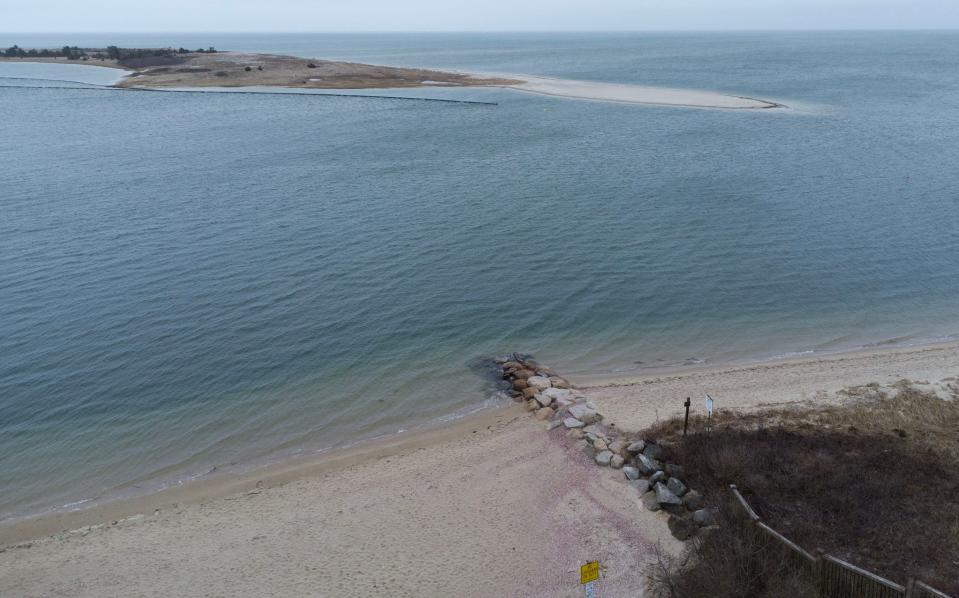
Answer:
xmin=704 ymin=394 xmax=714 ymax=433
xmin=580 ymin=561 xmax=599 ymax=597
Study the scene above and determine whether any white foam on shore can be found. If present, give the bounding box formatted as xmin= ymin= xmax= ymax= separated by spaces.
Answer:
xmin=501 ymin=75 xmax=781 ymax=109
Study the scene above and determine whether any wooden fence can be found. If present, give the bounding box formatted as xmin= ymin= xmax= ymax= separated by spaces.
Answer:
xmin=728 ymin=484 xmax=953 ymax=598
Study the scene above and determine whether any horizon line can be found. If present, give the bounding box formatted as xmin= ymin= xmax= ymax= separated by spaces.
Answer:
xmin=3 ymin=27 xmax=959 ymax=35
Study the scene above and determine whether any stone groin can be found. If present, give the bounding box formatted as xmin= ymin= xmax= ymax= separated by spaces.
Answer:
xmin=496 ymin=353 xmax=717 ymax=542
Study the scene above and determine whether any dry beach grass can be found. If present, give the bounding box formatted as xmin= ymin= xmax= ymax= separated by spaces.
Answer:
xmin=643 ymin=383 xmax=959 ymax=596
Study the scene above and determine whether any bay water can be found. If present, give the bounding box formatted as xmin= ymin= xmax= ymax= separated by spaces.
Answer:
xmin=2 ymin=32 xmax=958 ymax=520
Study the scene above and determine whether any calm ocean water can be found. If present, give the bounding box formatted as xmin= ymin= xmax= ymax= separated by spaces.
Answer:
xmin=2 ymin=32 xmax=958 ymax=520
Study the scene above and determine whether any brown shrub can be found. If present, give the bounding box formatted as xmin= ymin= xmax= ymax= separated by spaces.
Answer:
xmin=643 ymin=384 xmax=959 ymax=595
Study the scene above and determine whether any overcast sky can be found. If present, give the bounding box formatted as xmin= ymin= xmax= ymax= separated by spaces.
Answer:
xmin=2 ymin=0 xmax=958 ymax=33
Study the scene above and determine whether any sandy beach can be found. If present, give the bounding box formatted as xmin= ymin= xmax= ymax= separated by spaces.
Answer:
xmin=504 ymin=75 xmax=780 ymax=109
xmin=2 ymin=341 xmax=956 ymax=597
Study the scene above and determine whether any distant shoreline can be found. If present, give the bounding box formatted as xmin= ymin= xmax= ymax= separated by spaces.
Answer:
xmin=1 ymin=52 xmax=782 ymax=109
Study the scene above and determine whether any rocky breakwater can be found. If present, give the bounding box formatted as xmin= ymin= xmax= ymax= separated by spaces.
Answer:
xmin=496 ymin=354 xmax=716 ymax=543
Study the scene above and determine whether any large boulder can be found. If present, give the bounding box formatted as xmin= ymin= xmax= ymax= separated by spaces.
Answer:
xmin=512 ymin=378 xmax=528 ymax=390
xmin=513 ymin=368 xmax=535 ymax=380
xmin=655 ymin=482 xmax=682 ymax=507
xmin=549 ymin=377 xmax=571 ymax=389
xmin=535 ymin=394 xmax=553 ymax=408
xmin=610 ymin=455 xmax=625 ymax=469
xmin=643 ymin=443 xmax=667 ymax=461
xmin=541 ymin=389 xmax=573 ymax=409
xmin=648 ymin=471 xmax=666 ymax=487
xmin=683 ymin=490 xmax=705 ymax=511
xmin=634 ymin=453 xmax=663 ymax=475
xmin=666 ymin=477 xmax=688 ymax=497
xmin=608 ymin=439 xmax=628 ymax=456
xmin=568 ymin=404 xmax=602 ymax=425
xmin=622 ymin=466 xmax=640 ymax=481
xmin=665 ymin=463 xmax=686 ymax=481
xmin=563 ymin=417 xmax=585 ymax=429
xmin=626 ymin=440 xmax=646 ymax=454
xmin=693 ymin=508 xmax=720 ymax=527
xmin=668 ymin=514 xmax=697 ymax=541
xmin=526 ymin=376 xmax=552 ymax=391
xmin=522 ymin=387 xmax=538 ymax=399
xmin=595 ymin=450 xmax=613 ymax=466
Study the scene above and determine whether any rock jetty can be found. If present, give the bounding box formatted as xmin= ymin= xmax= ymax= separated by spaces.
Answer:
xmin=496 ymin=353 xmax=716 ymax=542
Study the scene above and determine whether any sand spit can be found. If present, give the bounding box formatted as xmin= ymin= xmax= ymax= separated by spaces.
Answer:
xmin=504 ymin=75 xmax=780 ymax=109
xmin=3 ymin=53 xmax=781 ymax=109
xmin=2 ymin=342 xmax=957 ymax=597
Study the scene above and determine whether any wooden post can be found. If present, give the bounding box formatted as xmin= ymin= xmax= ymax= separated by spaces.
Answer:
xmin=905 ymin=577 xmax=916 ymax=598
xmin=682 ymin=397 xmax=691 ymax=436
xmin=814 ymin=548 xmax=825 ymax=594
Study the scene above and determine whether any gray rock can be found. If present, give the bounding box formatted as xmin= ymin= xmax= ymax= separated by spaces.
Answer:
xmin=649 ymin=471 xmax=666 ymax=486
xmin=568 ymin=404 xmax=602 ymax=425
xmin=595 ymin=450 xmax=613 ymax=466
xmin=626 ymin=440 xmax=646 ymax=454
xmin=549 ymin=377 xmax=571 ymax=389
xmin=665 ymin=463 xmax=686 ymax=480
xmin=635 ymin=453 xmax=663 ymax=475
xmin=643 ymin=443 xmax=666 ymax=461
xmin=666 ymin=477 xmax=688 ymax=497
xmin=526 ymin=376 xmax=552 ymax=391
xmin=608 ymin=439 xmax=628 ymax=456
xmin=563 ymin=417 xmax=585 ymax=429
xmin=693 ymin=508 xmax=720 ymax=527
xmin=546 ymin=420 xmax=564 ymax=431
xmin=541 ymin=387 xmax=571 ymax=403
xmin=535 ymin=394 xmax=553 ymax=408
xmin=668 ymin=514 xmax=697 ymax=541
xmin=574 ymin=439 xmax=588 ymax=451
xmin=622 ymin=466 xmax=640 ymax=481
xmin=642 ymin=491 xmax=661 ymax=512
xmin=566 ymin=428 xmax=585 ymax=439
xmin=683 ymin=490 xmax=705 ymax=511
xmin=582 ymin=424 xmax=603 ymax=435
xmin=610 ymin=455 xmax=625 ymax=469
xmin=629 ymin=479 xmax=651 ymax=494
xmin=655 ymin=482 xmax=682 ymax=506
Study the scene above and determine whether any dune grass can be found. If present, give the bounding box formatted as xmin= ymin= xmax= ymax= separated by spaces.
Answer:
xmin=644 ymin=382 xmax=959 ymax=597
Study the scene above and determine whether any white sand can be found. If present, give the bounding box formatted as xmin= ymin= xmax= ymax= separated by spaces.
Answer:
xmin=503 ymin=75 xmax=780 ymax=109
xmin=2 ymin=342 xmax=956 ymax=597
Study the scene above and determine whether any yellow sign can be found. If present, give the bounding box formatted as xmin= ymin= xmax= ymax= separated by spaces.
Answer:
xmin=580 ymin=561 xmax=599 ymax=585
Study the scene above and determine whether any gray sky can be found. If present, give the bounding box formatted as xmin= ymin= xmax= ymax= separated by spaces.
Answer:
xmin=2 ymin=0 xmax=958 ymax=32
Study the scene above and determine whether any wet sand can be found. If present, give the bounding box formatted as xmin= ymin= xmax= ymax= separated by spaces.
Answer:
xmin=2 ymin=342 xmax=956 ymax=597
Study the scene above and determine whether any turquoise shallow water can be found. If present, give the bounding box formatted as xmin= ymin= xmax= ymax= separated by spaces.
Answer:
xmin=2 ymin=32 xmax=959 ymax=520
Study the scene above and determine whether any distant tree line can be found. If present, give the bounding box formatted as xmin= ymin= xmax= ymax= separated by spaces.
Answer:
xmin=3 ymin=45 xmax=218 ymax=61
